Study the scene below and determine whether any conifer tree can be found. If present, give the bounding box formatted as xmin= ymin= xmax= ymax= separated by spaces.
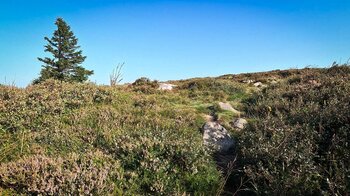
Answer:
xmin=34 ymin=18 xmax=93 ymax=83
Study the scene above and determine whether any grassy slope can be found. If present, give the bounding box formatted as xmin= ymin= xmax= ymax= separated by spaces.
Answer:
xmin=0 ymin=65 xmax=349 ymax=195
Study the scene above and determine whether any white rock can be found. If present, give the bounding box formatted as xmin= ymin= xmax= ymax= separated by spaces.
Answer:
xmin=218 ymin=102 xmax=240 ymax=113
xmin=243 ymin=80 xmax=254 ymax=84
xmin=202 ymin=122 xmax=235 ymax=152
xmin=158 ymin=83 xmax=177 ymax=90
xmin=253 ymin=82 xmax=263 ymax=87
xmin=232 ymin=118 xmax=248 ymax=130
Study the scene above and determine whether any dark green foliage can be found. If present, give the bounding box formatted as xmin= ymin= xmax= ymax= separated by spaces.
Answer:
xmin=132 ymin=77 xmax=159 ymax=87
xmin=278 ymin=70 xmax=292 ymax=77
xmin=131 ymin=77 xmax=159 ymax=94
xmin=133 ymin=77 xmax=153 ymax=85
xmin=35 ymin=18 xmax=93 ymax=84
xmin=287 ymin=75 xmax=301 ymax=84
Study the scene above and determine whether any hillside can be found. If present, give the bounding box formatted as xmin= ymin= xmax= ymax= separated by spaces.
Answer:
xmin=0 ymin=65 xmax=349 ymax=195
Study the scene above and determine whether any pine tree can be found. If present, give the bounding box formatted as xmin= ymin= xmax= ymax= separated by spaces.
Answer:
xmin=34 ymin=18 xmax=93 ymax=83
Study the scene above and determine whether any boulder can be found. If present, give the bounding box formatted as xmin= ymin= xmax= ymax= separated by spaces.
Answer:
xmin=202 ymin=122 xmax=235 ymax=152
xmin=253 ymin=82 xmax=263 ymax=87
xmin=232 ymin=118 xmax=247 ymax=130
xmin=218 ymin=102 xmax=240 ymax=113
xmin=270 ymin=80 xmax=278 ymax=85
xmin=158 ymin=83 xmax=177 ymax=90
xmin=254 ymin=82 xmax=268 ymax=88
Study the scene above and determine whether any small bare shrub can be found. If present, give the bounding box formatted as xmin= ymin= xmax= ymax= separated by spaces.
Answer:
xmin=110 ymin=62 xmax=124 ymax=86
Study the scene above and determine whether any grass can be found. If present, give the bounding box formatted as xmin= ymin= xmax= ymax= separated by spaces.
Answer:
xmin=0 ymin=65 xmax=349 ymax=195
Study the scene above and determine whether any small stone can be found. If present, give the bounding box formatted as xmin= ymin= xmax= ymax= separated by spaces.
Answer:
xmin=243 ymin=80 xmax=254 ymax=84
xmin=232 ymin=118 xmax=248 ymax=130
xmin=218 ymin=102 xmax=240 ymax=113
xmin=253 ymin=82 xmax=263 ymax=87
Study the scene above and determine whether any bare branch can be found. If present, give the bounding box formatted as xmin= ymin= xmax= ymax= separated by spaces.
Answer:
xmin=110 ymin=62 xmax=124 ymax=86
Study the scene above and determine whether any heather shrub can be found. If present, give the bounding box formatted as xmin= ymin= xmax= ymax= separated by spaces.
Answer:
xmin=278 ymin=70 xmax=293 ymax=78
xmin=235 ymin=65 xmax=350 ymax=195
xmin=131 ymin=77 xmax=159 ymax=94
xmin=325 ymin=63 xmax=350 ymax=76
xmin=0 ymin=151 xmax=121 ymax=195
xmin=133 ymin=77 xmax=152 ymax=86
xmin=178 ymin=78 xmax=245 ymax=102
xmin=3 ymin=66 xmax=348 ymax=195
xmin=27 ymin=92 xmax=221 ymax=194
xmin=287 ymin=75 xmax=301 ymax=84
xmin=112 ymin=129 xmax=221 ymax=194
xmin=0 ymin=130 xmax=41 ymax=163
xmin=181 ymin=78 xmax=242 ymax=93
xmin=0 ymin=80 xmax=114 ymax=132
xmin=238 ymin=118 xmax=322 ymax=195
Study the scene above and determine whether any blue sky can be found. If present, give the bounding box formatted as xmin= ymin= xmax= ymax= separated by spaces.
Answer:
xmin=1 ymin=0 xmax=350 ymax=87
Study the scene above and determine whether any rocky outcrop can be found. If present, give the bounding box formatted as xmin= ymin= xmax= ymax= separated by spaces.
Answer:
xmin=202 ymin=122 xmax=235 ymax=152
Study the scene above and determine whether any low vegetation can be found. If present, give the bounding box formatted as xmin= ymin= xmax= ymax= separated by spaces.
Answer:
xmin=234 ymin=65 xmax=350 ymax=195
xmin=0 ymin=65 xmax=349 ymax=195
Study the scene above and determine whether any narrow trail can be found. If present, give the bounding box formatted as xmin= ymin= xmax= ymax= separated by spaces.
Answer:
xmin=202 ymin=109 xmax=238 ymax=173
xmin=202 ymin=103 xmax=246 ymax=195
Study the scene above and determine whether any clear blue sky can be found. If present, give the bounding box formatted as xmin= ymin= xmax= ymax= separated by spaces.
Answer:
xmin=1 ymin=0 xmax=350 ymax=87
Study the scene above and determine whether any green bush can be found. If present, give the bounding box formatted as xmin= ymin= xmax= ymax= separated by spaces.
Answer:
xmin=0 ymin=80 xmax=113 ymax=133
xmin=131 ymin=77 xmax=159 ymax=94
